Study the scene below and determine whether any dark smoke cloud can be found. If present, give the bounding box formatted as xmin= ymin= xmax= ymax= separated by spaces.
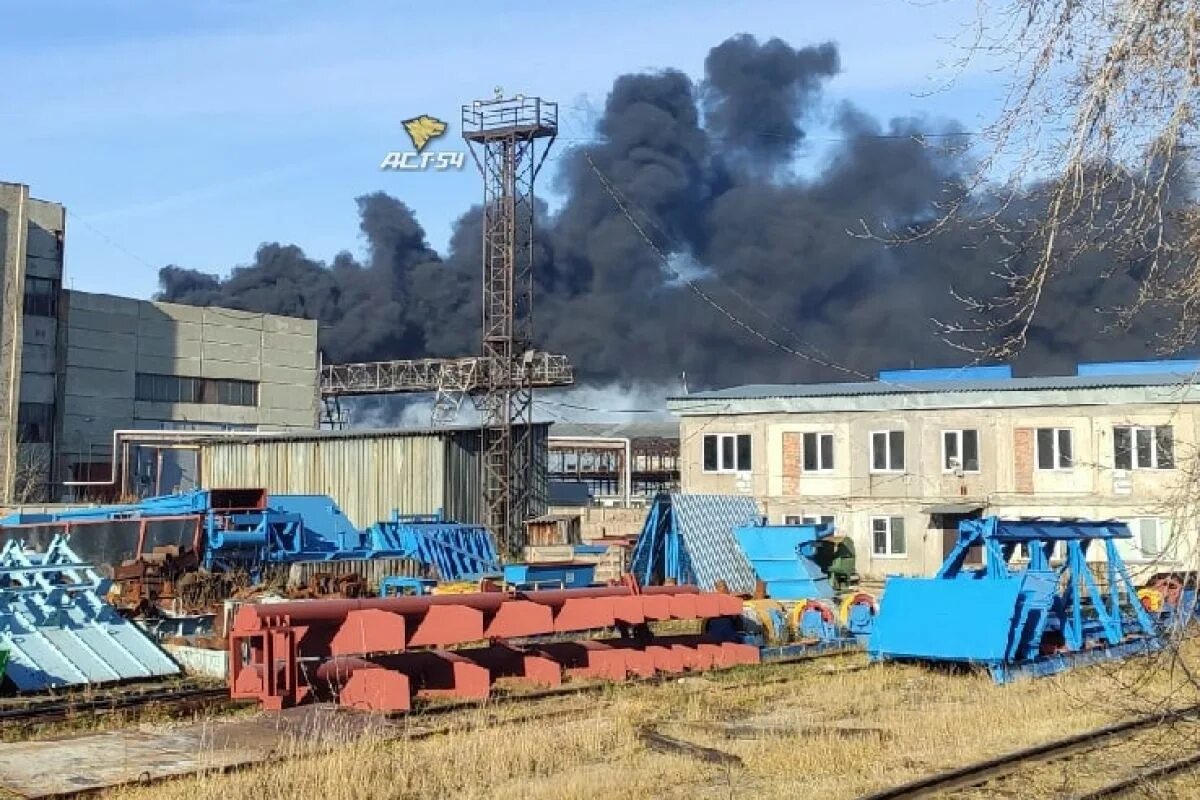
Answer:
xmin=158 ymin=34 xmax=1175 ymax=391
xmin=703 ymin=36 xmax=839 ymax=164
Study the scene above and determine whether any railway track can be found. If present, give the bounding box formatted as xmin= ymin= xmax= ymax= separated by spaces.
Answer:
xmin=860 ymin=704 xmax=1200 ymax=799
xmin=0 ymin=685 xmax=235 ymax=728
xmin=0 ymin=643 xmax=857 ymax=733
xmin=30 ymin=645 xmax=860 ymax=798
xmin=396 ymin=644 xmax=861 ymax=724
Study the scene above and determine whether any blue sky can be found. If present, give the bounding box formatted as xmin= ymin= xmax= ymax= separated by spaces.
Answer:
xmin=0 ymin=0 xmax=1004 ymax=299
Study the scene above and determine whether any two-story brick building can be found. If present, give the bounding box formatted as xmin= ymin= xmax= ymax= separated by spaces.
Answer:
xmin=668 ymin=362 xmax=1200 ymax=578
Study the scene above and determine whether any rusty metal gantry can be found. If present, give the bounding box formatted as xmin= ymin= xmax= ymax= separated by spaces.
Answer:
xmin=319 ymin=95 xmax=571 ymax=556
xmin=463 ymin=95 xmax=560 ymax=558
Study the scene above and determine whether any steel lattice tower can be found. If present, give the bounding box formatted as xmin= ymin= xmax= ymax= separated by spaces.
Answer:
xmin=462 ymin=95 xmax=557 ymax=556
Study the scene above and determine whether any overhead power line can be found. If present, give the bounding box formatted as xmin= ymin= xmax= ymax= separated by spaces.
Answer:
xmin=583 ymin=152 xmax=880 ymax=383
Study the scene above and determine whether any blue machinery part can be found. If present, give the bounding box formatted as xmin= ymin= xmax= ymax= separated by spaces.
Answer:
xmin=367 ymin=512 xmax=500 ymax=581
xmin=0 ymin=536 xmax=179 ymax=690
xmin=733 ymin=520 xmax=836 ymax=600
xmin=502 ymin=562 xmax=597 ymax=591
xmin=868 ymin=517 xmax=1164 ymax=683
xmin=379 ymin=577 xmax=439 ymax=597
xmin=630 ymin=493 xmax=760 ymax=593
xmin=708 ymin=519 xmax=875 ymax=650
xmin=0 ymin=489 xmax=501 ymax=584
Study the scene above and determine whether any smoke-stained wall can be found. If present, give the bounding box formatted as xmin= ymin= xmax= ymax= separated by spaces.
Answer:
xmin=157 ymin=35 xmax=1177 ymax=391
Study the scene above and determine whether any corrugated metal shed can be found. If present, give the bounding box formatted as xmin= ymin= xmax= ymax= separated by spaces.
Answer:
xmin=199 ymin=424 xmax=549 ymax=528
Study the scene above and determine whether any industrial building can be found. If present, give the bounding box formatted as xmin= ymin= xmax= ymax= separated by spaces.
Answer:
xmin=196 ymin=424 xmax=550 ymax=528
xmin=0 ymin=181 xmax=320 ymax=502
xmin=548 ymin=421 xmax=680 ymax=505
xmin=668 ymin=362 xmax=1200 ymax=578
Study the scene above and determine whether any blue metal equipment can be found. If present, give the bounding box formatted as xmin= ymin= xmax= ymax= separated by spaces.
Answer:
xmin=868 ymin=517 xmax=1164 ymax=683
xmin=733 ymin=520 xmax=837 ymax=600
xmin=379 ymin=577 xmax=438 ymax=597
xmin=366 ymin=512 xmax=500 ymax=581
xmin=502 ymin=562 xmax=596 ymax=591
xmin=0 ymin=490 xmax=499 ymax=584
xmin=630 ymin=493 xmax=760 ymax=593
xmin=0 ymin=536 xmax=180 ymax=690
xmin=696 ymin=519 xmax=875 ymax=656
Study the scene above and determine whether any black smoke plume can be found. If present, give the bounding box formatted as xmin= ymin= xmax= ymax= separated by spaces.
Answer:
xmin=158 ymin=34 xmax=1175 ymax=390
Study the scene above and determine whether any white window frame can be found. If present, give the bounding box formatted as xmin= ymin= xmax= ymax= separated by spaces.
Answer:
xmin=784 ymin=513 xmax=835 ymax=527
xmin=942 ymin=429 xmax=981 ymax=473
xmin=871 ymin=516 xmax=907 ymax=558
xmin=801 ymin=431 xmax=835 ymax=472
xmin=701 ymin=433 xmax=751 ymax=474
xmin=870 ymin=430 xmax=905 ymax=473
xmin=1035 ymin=427 xmax=1074 ymax=471
xmin=1129 ymin=517 xmax=1166 ymax=559
xmin=1113 ymin=425 xmax=1174 ymax=471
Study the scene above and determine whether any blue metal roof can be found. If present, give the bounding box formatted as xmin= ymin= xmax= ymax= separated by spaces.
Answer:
xmin=1076 ymin=360 xmax=1200 ymax=377
xmin=878 ymin=366 xmax=1013 ymax=382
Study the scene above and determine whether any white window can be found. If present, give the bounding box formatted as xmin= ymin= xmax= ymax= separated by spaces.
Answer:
xmin=802 ymin=432 xmax=834 ymax=472
xmin=1035 ymin=428 xmax=1073 ymax=470
xmin=784 ymin=513 xmax=835 ymax=527
xmin=1114 ymin=426 xmax=1174 ymax=470
xmin=942 ymin=429 xmax=980 ymax=472
xmin=1130 ymin=517 xmax=1166 ymax=558
xmin=872 ymin=516 xmax=906 ymax=556
xmin=702 ymin=433 xmax=751 ymax=473
xmin=870 ymin=430 xmax=905 ymax=472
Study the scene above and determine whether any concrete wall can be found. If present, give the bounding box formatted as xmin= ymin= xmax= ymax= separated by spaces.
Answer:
xmin=57 ymin=292 xmax=319 ymax=492
xmin=678 ymin=400 xmax=1200 ymax=578
xmin=545 ymin=504 xmax=646 ymax=541
xmin=0 ymin=183 xmax=65 ymax=501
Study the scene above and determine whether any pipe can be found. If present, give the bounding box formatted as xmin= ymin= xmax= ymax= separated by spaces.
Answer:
xmin=548 ymin=436 xmax=632 ymax=506
xmin=62 ymin=429 xmax=288 ymax=489
xmin=232 ymin=585 xmax=703 ymax=631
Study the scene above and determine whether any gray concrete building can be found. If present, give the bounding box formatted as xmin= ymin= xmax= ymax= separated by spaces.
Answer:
xmin=670 ymin=363 xmax=1200 ymax=579
xmin=59 ymin=293 xmax=319 ymax=497
xmin=0 ymin=181 xmax=320 ymax=502
xmin=0 ymin=182 xmax=66 ymax=502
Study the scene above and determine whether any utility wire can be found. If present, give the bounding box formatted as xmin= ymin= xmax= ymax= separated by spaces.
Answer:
xmin=67 ymin=210 xmax=160 ymax=273
xmin=583 ymin=152 xmax=880 ymax=383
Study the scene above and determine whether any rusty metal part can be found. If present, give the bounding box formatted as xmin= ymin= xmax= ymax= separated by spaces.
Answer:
xmin=638 ymin=726 xmax=743 ymax=767
xmin=229 ymin=585 xmax=749 ymax=711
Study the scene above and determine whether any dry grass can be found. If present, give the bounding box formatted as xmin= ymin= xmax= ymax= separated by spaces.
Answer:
xmin=94 ymin=642 xmax=1200 ymax=800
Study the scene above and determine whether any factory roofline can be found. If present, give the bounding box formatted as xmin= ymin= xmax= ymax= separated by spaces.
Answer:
xmin=192 ymin=421 xmax=551 ymax=445
xmin=667 ymin=372 xmax=1200 ymax=416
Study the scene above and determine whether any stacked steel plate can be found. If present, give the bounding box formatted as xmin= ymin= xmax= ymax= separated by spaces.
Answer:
xmin=0 ymin=536 xmax=180 ymax=690
xmin=229 ymin=584 xmax=757 ymax=712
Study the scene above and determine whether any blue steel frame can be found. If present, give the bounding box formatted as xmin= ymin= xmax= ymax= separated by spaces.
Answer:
xmin=925 ymin=517 xmax=1162 ymax=680
xmin=0 ymin=491 xmax=501 ymax=582
xmin=0 ymin=536 xmax=180 ymax=690
xmin=629 ymin=495 xmax=693 ymax=587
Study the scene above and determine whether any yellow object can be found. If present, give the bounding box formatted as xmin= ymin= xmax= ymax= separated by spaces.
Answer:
xmin=1138 ymin=587 xmax=1165 ymax=613
xmin=402 ymin=115 xmax=448 ymax=152
xmin=840 ymin=592 xmax=877 ymax=626
xmin=742 ymin=599 xmax=786 ymax=644
xmin=431 ymin=581 xmax=480 ymax=595
xmin=787 ymin=602 xmax=808 ymax=635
